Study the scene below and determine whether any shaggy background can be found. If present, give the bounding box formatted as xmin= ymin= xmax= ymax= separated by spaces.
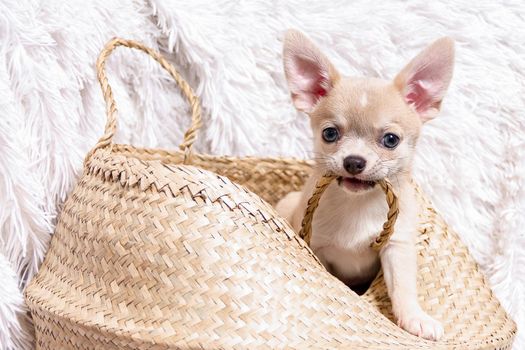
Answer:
xmin=1 ymin=0 xmax=523 ymax=348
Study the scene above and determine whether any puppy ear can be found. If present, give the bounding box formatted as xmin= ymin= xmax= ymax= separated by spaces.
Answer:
xmin=283 ymin=29 xmax=340 ymax=113
xmin=394 ymin=37 xmax=455 ymax=122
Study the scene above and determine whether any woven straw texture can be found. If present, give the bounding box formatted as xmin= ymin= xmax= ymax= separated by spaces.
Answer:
xmin=25 ymin=38 xmax=516 ymax=349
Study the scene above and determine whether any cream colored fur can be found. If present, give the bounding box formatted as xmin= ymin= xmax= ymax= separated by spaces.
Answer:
xmin=277 ymin=30 xmax=455 ymax=340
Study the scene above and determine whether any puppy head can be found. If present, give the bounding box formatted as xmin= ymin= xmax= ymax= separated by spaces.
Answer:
xmin=283 ymin=30 xmax=454 ymax=194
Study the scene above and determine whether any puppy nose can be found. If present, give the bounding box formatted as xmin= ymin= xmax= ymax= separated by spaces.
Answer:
xmin=343 ymin=155 xmax=366 ymax=175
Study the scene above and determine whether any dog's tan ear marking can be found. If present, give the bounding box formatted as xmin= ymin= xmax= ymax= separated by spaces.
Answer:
xmin=283 ymin=29 xmax=340 ymax=113
xmin=394 ymin=37 xmax=455 ymax=122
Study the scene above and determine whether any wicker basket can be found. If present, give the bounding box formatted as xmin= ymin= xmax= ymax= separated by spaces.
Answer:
xmin=25 ymin=38 xmax=516 ymax=349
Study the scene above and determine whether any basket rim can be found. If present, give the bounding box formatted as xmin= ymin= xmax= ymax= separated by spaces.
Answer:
xmin=109 ymin=143 xmax=316 ymax=166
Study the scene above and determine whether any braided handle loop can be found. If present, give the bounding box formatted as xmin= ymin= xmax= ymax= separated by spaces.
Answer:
xmin=299 ymin=175 xmax=399 ymax=251
xmin=86 ymin=38 xmax=202 ymax=165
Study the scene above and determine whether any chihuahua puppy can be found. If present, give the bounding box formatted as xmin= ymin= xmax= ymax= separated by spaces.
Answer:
xmin=276 ymin=30 xmax=454 ymax=341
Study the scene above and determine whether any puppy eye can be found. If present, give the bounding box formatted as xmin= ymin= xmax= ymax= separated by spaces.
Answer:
xmin=322 ymin=127 xmax=339 ymax=143
xmin=382 ymin=133 xmax=400 ymax=149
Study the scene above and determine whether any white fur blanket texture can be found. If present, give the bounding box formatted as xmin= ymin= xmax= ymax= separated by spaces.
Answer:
xmin=0 ymin=0 xmax=523 ymax=348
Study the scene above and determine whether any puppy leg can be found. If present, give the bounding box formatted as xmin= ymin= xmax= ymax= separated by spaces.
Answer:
xmin=275 ymin=191 xmax=302 ymax=231
xmin=380 ymin=241 xmax=444 ymax=341
xmin=312 ymin=246 xmax=333 ymax=272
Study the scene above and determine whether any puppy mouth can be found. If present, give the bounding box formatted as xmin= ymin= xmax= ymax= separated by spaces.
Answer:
xmin=337 ymin=176 xmax=377 ymax=192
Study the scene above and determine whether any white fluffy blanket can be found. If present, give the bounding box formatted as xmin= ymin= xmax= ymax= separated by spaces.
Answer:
xmin=1 ymin=0 xmax=523 ymax=348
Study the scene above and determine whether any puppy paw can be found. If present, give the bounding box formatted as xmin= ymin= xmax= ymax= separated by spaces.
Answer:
xmin=397 ymin=311 xmax=444 ymax=341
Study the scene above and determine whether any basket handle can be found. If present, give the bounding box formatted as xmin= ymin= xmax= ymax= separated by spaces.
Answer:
xmin=299 ymin=175 xmax=399 ymax=251
xmin=86 ymin=38 xmax=202 ymax=165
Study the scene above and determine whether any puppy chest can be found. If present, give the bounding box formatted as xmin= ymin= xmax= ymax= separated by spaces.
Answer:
xmin=310 ymin=194 xmax=387 ymax=250
xmin=308 ymin=190 xmax=386 ymax=283
xmin=318 ymin=245 xmax=380 ymax=285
